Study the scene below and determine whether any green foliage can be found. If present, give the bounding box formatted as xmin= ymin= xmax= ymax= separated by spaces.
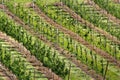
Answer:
xmin=0 ymin=42 xmax=45 ymax=80
xmin=94 ymin=0 xmax=120 ymax=19
xmin=0 ymin=12 xmax=68 ymax=78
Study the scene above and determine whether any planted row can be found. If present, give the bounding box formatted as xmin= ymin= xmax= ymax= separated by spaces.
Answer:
xmin=0 ymin=39 xmax=47 ymax=80
xmin=34 ymin=1 xmax=120 ymax=61
xmin=5 ymin=2 xmax=120 ymax=80
xmin=60 ymin=0 xmax=120 ymax=40
xmin=94 ymin=0 xmax=120 ymax=19
xmin=0 ymin=11 xmax=69 ymax=78
xmin=0 ymin=10 xmax=94 ymax=80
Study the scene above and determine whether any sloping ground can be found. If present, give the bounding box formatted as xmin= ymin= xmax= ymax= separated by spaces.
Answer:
xmin=0 ymin=3 xmax=103 ymax=80
xmin=52 ymin=2 xmax=120 ymax=61
xmin=34 ymin=0 xmax=120 ymax=63
xmin=31 ymin=2 xmax=120 ymax=68
xmin=6 ymin=1 xmax=120 ymax=80
xmin=61 ymin=0 xmax=120 ymax=40
xmin=0 ymin=31 xmax=61 ymax=80
xmin=0 ymin=0 xmax=120 ymax=80
xmin=0 ymin=31 xmax=49 ymax=80
xmin=0 ymin=9 xmax=63 ymax=80
xmin=54 ymin=2 xmax=120 ymax=44
xmin=0 ymin=2 xmax=94 ymax=80
xmin=30 ymin=0 xmax=120 ymax=80
xmin=89 ymin=0 xmax=120 ymax=25
xmin=93 ymin=0 xmax=120 ymax=19
xmin=2 ymin=3 xmax=101 ymax=80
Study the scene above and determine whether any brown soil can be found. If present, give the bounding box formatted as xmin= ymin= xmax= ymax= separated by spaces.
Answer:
xmin=0 ymin=62 xmax=18 ymax=80
xmin=54 ymin=2 xmax=120 ymax=45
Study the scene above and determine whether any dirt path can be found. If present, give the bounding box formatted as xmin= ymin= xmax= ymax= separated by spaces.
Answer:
xmin=0 ymin=4 xmax=103 ymax=80
xmin=54 ymin=2 xmax=120 ymax=45
xmin=29 ymin=3 xmax=120 ymax=68
xmin=88 ymin=0 xmax=120 ymax=25
xmin=0 ymin=62 xmax=18 ymax=80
